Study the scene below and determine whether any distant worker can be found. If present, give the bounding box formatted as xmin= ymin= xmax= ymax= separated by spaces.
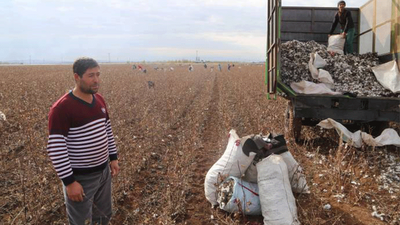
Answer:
xmin=138 ymin=65 xmax=143 ymax=71
xmin=189 ymin=64 xmax=194 ymax=72
xmin=328 ymin=1 xmax=355 ymax=54
xmin=204 ymin=63 xmax=207 ymax=69
xmin=218 ymin=63 xmax=222 ymax=71
xmin=227 ymin=64 xmax=231 ymax=71
xmin=132 ymin=64 xmax=136 ymax=70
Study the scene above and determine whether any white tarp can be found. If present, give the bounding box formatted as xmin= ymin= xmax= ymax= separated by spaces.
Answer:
xmin=317 ymin=118 xmax=400 ymax=148
xmin=290 ymin=80 xmax=342 ymax=95
xmin=217 ymin=176 xmax=261 ymax=215
xmin=204 ymin=129 xmax=256 ymax=205
xmin=372 ymin=60 xmax=400 ymax=93
xmin=327 ymin=35 xmax=345 ymax=55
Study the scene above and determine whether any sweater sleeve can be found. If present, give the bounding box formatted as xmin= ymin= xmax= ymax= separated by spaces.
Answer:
xmin=105 ymin=119 xmax=118 ymax=161
xmin=329 ymin=12 xmax=339 ymax=35
xmin=47 ymin=106 xmax=75 ymax=186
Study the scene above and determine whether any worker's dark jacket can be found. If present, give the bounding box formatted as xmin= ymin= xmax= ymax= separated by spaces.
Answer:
xmin=329 ymin=10 xmax=355 ymax=35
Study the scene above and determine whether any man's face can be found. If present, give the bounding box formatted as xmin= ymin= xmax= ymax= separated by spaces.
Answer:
xmin=338 ymin=3 xmax=345 ymax=12
xmin=75 ymin=66 xmax=100 ymax=94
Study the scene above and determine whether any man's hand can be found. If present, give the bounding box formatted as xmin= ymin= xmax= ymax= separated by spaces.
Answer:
xmin=110 ymin=160 xmax=120 ymax=177
xmin=341 ymin=32 xmax=347 ymax=37
xmin=66 ymin=181 xmax=84 ymax=202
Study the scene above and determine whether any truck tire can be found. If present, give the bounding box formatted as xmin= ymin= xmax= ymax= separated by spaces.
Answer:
xmin=285 ymin=101 xmax=302 ymax=142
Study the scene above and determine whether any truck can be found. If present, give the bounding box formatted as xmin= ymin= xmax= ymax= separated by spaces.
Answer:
xmin=266 ymin=0 xmax=400 ymax=141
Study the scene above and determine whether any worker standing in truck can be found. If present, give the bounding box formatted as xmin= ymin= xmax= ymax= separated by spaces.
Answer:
xmin=328 ymin=1 xmax=355 ymax=54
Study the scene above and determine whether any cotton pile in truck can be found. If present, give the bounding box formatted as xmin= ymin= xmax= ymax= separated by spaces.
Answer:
xmin=280 ymin=40 xmax=400 ymax=97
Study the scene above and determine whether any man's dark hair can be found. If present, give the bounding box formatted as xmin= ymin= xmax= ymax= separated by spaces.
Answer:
xmin=73 ymin=57 xmax=99 ymax=77
xmin=338 ymin=1 xmax=346 ymax=6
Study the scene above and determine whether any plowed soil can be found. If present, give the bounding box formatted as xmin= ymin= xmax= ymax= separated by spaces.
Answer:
xmin=0 ymin=64 xmax=398 ymax=224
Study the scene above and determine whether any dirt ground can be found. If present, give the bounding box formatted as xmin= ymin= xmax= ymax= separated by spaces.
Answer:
xmin=0 ymin=63 xmax=399 ymax=224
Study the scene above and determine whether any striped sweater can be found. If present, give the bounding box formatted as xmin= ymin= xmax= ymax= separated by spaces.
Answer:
xmin=47 ymin=91 xmax=118 ymax=186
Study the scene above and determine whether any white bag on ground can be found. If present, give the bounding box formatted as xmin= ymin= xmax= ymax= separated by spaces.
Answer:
xmin=205 ymin=129 xmax=256 ymax=205
xmin=372 ymin=60 xmax=400 ymax=93
xmin=327 ymin=35 xmax=345 ymax=54
xmin=280 ymin=151 xmax=310 ymax=194
xmin=257 ymin=155 xmax=300 ymax=225
xmin=217 ymin=176 xmax=261 ymax=215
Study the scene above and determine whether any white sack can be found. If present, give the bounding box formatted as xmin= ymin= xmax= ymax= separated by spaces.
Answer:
xmin=291 ymin=80 xmax=342 ymax=95
xmin=308 ymin=53 xmax=319 ymax=80
xmin=217 ymin=176 xmax=261 ymax=215
xmin=318 ymin=69 xmax=334 ymax=86
xmin=327 ymin=35 xmax=345 ymax=55
xmin=205 ymin=129 xmax=256 ymax=205
xmin=281 ymin=151 xmax=310 ymax=194
xmin=257 ymin=155 xmax=300 ymax=225
xmin=244 ymin=154 xmax=310 ymax=194
xmin=317 ymin=118 xmax=400 ymax=148
xmin=308 ymin=52 xmax=333 ymax=86
xmin=313 ymin=52 xmax=327 ymax=69
xmin=372 ymin=60 xmax=400 ymax=93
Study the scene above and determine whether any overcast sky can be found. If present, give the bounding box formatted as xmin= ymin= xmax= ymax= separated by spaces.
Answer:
xmin=0 ymin=0 xmax=365 ymax=63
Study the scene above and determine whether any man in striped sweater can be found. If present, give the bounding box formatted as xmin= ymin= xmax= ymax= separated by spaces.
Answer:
xmin=47 ymin=57 xmax=120 ymax=224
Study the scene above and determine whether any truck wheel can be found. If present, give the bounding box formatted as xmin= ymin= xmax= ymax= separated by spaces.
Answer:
xmin=285 ymin=101 xmax=302 ymax=142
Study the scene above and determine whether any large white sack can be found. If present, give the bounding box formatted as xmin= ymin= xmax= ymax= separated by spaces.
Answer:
xmin=318 ymin=69 xmax=334 ymax=86
xmin=217 ymin=176 xmax=261 ymax=215
xmin=313 ymin=52 xmax=327 ymax=69
xmin=243 ymin=135 xmax=309 ymax=193
xmin=317 ymin=118 xmax=400 ymax=148
xmin=327 ymin=35 xmax=345 ymax=55
xmin=257 ymin=155 xmax=300 ymax=225
xmin=244 ymin=155 xmax=310 ymax=194
xmin=372 ymin=60 xmax=400 ymax=93
xmin=280 ymin=151 xmax=310 ymax=194
xmin=205 ymin=129 xmax=256 ymax=205
xmin=291 ymin=80 xmax=342 ymax=95
xmin=308 ymin=53 xmax=319 ymax=80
